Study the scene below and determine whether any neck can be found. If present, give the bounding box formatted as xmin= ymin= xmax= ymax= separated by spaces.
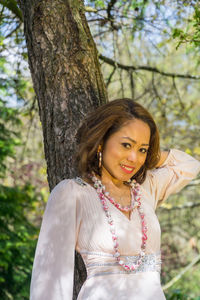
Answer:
xmin=100 ymin=166 xmax=127 ymax=190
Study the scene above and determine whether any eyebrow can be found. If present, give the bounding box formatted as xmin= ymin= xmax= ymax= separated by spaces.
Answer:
xmin=122 ymin=137 xmax=149 ymax=146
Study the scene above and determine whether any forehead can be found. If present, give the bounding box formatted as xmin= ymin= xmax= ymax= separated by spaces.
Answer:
xmin=111 ymin=119 xmax=150 ymax=143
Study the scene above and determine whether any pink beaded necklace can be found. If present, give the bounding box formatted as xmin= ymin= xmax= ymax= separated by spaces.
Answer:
xmin=90 ymin=173 xmax=148 ymax=272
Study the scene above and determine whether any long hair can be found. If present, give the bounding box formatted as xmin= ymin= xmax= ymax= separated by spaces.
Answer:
xmin=75 ymin=98 xmax=160 ymax=184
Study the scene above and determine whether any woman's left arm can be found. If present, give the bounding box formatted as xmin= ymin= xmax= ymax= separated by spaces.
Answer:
xmin=155 ymin=151 xmax=169 ymax=168
xmin=147 ymin=149 xmax=200 ymax=208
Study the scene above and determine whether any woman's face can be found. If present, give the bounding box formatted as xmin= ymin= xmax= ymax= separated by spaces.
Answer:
xmin=101 ymin=119 xmax=150 ymax=185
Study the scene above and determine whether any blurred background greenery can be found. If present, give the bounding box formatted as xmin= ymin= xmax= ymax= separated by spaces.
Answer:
xmin=0 ymin=0 xmax=200 ymax=299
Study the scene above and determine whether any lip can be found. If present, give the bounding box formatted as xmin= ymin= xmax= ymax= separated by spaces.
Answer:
xmin=120 ymin=164 xmax=135 ymax=174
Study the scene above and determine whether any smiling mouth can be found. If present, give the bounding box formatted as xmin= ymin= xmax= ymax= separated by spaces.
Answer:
xmin=120 ymin=164 xmax=135 ymax=174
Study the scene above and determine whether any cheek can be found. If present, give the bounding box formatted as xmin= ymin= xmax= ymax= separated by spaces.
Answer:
xmin=104 ymin=149 xmax=120 ymax=163
xmin=138 ymin=154 xmax=147 ymax=166
xmin=103 ymin=144 xmax=122 ymax=164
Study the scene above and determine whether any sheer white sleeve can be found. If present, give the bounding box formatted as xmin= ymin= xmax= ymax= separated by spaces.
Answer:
xmin=146 ymin=149 xmax=200 ymax=208
xmin=30 ymin=179 xmax=81 ymax=300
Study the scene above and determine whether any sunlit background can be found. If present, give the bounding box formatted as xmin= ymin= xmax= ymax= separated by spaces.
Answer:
xmin=0 ymin=1 xmax=200 ymax=299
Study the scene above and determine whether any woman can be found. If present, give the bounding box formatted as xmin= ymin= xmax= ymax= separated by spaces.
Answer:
xmin=30 ymin=99 xmax=200 ymax=300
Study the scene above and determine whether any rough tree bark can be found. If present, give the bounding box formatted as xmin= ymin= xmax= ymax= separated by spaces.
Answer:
xmin=18 ymin=0 xmax=107 ymax=298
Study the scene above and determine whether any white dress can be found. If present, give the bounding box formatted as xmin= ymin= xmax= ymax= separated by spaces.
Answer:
xmin=30 ymin=149 xmax=200 ymax=300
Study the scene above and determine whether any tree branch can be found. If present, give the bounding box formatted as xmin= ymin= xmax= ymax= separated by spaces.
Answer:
xmin=84 ymin=6 xmax=97 ymax=13
xmin=99 ymin=54 xmax=200 ymax=80
xmin=162 ymin=253 xmax=200 ymax=291
xmin=172 ymin=77 xmax=185 ymax=109
xmin=106 ymin=66 xmax=116 ymax=87
xmin=5 ymin=22 xmax=21 ymax=38
xmin=152 ymin=72 xmax=162 ymax=102
xmin=160 ymin=202 xmax=200 ymax=211
xmin=107 ymin=0 xmax=118 ymax=30
xmin=129 ymin=71 xmax=135 ymax=99
xmin=107 ymin=0 xmax=117 ymax=18
xmin=0 ymin=0 xmax=23 ymax=21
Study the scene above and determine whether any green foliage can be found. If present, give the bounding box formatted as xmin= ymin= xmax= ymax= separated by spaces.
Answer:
xmin=89 ymin=0 xmax=150 ymax=32
xmin=0 ymin=0 xmax=22 ymax=21
xmin=172 ymin=4 xmax=200 ymax=50
xmin=0 ymin=48 xmax=41 ymax=299
xmin=166 ymin=289 xmax=200 ymax=300
xmin=0 ymin=98 xmax=42 ymax=299
xmin=164 ymin=263 xmax=200 ymax=300
xmin=0 ymin=101 xmax=38 ymax=300
xmin=166 ymin=289 xmax=190 ymax=299
xmin=0 ymin=94 xmax=41 ymax=300
xmin=0 ymin=184 xmax=39 ymax=300
xmin=0 ymin=99 xmax=21 ymax=177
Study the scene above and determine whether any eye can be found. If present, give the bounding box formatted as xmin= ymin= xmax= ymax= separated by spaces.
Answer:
xmin=121 ymin=143 xmax=131 ymax=149
xmin=140 ymin=148 xmax=148 ymax=154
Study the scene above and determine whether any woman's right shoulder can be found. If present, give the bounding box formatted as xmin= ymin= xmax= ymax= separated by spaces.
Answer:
xmin=51 ymin=177 xmax=89 ymax=195
xmin=51 ymin=178 xmax=72 ymax=192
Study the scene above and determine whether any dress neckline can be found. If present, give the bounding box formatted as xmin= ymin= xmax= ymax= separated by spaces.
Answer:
xmin=74 ymin=177 xmax=134 ymax=222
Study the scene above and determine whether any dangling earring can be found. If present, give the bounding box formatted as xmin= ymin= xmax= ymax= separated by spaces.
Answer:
xmin=97 ymin=145 xmax=102 ymax=169
xmin=98 ymin=151 xmax=102 ymax=168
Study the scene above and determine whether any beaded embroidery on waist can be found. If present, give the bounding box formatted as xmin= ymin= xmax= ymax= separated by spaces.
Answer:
xmin=80 ymin=251 xmax=162 ymax=279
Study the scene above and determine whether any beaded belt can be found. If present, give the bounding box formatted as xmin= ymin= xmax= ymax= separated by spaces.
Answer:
xmin=80 ymin=251 xmax=161 ymax=279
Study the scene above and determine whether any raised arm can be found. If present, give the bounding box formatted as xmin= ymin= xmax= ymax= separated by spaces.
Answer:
xmin=146 ymin=149 xmax=200 ymax=209
xmin=155 ymin=150 xmax=169 ymax=168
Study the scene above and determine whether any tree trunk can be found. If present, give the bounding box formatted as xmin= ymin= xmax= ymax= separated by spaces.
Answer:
xmin=18 ymin=0 xmax=107 ymax=298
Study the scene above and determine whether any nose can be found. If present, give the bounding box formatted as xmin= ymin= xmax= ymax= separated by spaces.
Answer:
xmin=127 ymin=150 xmax=137 ymax=163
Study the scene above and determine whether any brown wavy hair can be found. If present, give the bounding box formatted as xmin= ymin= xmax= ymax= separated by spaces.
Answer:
xmin=75 ymin=98 xmax=160 ymax=184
